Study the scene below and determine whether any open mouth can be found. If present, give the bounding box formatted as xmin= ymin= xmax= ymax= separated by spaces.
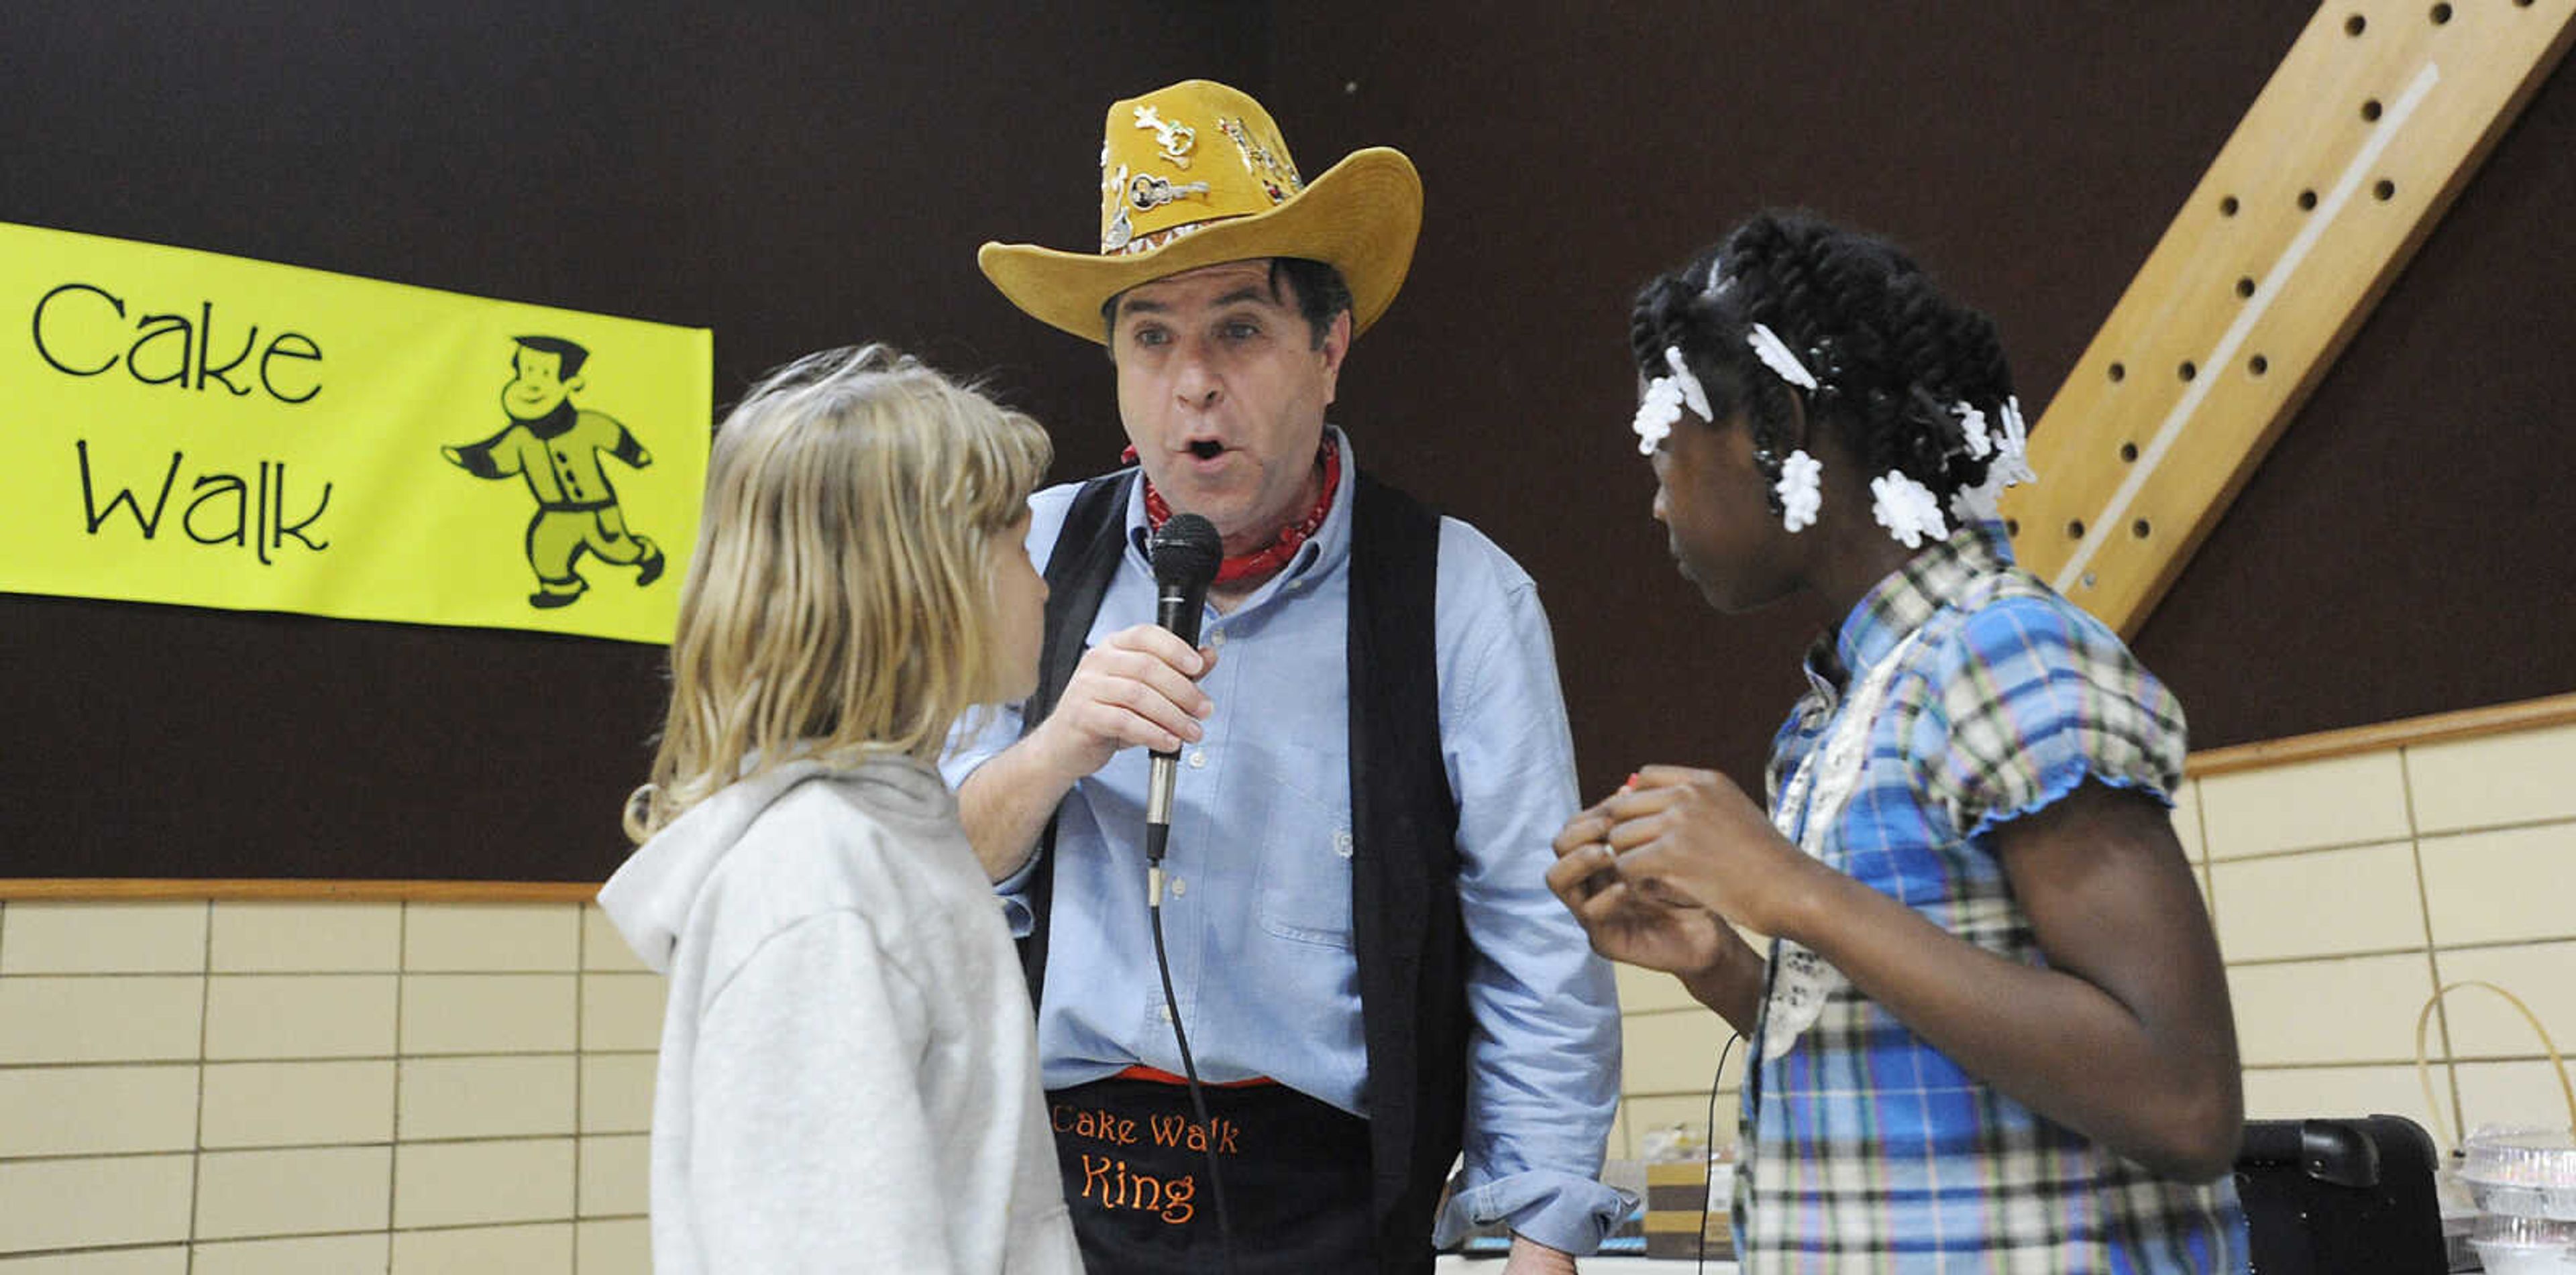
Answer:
xmin=1187 ymin=439 xmax=1225 ymax=460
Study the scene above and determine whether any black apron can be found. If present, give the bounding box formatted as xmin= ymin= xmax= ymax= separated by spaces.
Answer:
xmin=1047 ymin=1070 xmax=1374 ymax=1272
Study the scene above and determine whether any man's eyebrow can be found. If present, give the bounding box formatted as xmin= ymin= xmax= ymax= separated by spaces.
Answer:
xmin=1114 ymin=285 xmax=1281 ymax=322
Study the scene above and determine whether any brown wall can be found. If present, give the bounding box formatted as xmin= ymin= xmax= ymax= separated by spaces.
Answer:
xmin=1266 ymin=2 xmax=2576 ymax=799
xmin=5 ymin=3 xmax=2569 ymax=878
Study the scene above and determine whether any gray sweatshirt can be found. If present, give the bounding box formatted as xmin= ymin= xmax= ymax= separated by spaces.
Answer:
xmin=599 ymin=755 xmax=1081 ymax=1274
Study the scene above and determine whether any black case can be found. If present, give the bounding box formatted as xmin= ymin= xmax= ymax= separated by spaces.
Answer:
xmin=2233 ymin=1115 xmax=2450 ymax=1274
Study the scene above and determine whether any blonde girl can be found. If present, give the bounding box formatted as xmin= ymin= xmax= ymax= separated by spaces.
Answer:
xmin=601 ymin=345 xmax=1080 ymax=1274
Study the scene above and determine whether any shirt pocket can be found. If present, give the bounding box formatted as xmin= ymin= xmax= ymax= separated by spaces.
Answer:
xmin=1253 ymin=743 xmax=1355 ymax=949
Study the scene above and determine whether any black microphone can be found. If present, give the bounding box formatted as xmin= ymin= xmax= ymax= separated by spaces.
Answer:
xmin=1145 ymin=513 xmax=1221 ymax=871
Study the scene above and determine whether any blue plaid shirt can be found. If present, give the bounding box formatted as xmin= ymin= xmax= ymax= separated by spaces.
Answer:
xmin=1735 ymin=521 xmax=2247 ymax=1272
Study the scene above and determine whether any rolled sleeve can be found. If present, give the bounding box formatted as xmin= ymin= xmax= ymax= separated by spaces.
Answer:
xmin=991 ymin=852 xmax=1040 ymax=937
xmin=938 ymin=482 xmax=1082 ymax=940
xmin=1438 ymin=524 xmax=1626 ymax=1253
xmin=1435 ymin=1166 xmax=1638 ymax=1254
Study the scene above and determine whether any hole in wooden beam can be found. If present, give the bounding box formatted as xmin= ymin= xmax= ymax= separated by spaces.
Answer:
xmin=2220 ymin=195 xmax=2241 ymax=217
xmin=2363 ymin=99 xmax=2384 ymax=121
xmin=2132 ymin=519 xmax=2153 ymax=539
xmin=2005 ymin=517 xmax=2021 ymax=537
xmin=2374 ymin=178 xmax=2398 ymax=201
xmin=2179 ymin=360 xmax=2199 ymax=382
xmin=2066 ymin=519 xmax=2087 ymax=540
xmin=2248 ymin=354 xmax=2271 ymax=376
xmin=2236 ymin=276 xmax=2257 ymax=298
xmin=2108 ymin=362 xmax=2127 ymax=383
xmin=2298 ymin=188 xmax=2320 ymax=211
xmin=2430 ymin=3 xmax=2453 ymax=24
xmin=2120 ymin=441 xmax=2140 ymax=463
xmin=2346 ymin=13 xmax=2367 ymax=36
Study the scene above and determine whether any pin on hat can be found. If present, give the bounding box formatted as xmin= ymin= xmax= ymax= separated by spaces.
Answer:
xmin=979 ymin=79 xmax=1423 ymax=344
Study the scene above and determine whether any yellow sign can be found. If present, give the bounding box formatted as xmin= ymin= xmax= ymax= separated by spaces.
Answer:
xmin=1 ymin=221 xmax=710 ymax=644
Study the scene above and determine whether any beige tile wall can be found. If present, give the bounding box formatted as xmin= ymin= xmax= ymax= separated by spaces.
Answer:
xmin=4 ymin=716 xmax=2569 ymax=1258
xmin=1606 ymin=718 xmax=2576 ymax=1158
xmin=0 ymin=901 xmax=657 ymax=1272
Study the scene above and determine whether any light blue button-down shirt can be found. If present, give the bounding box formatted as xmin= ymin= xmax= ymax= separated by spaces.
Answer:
xmin=942 ymin=429 xmax=1627 ymax=1254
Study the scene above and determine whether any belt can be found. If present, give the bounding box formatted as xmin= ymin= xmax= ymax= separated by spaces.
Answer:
xmin=1114 ymin=1064 xmax=1277 ymax=1088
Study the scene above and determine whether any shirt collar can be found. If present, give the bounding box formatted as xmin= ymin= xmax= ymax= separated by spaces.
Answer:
xmin=1295 ymin=426 xmax=1358 ymax=583
xmin=1807 ymin=519 xmax=2018 ymax=691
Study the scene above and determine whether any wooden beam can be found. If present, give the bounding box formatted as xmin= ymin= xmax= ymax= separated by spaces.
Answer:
xmin=1999 ymin=0 xmax=2576 ymax=636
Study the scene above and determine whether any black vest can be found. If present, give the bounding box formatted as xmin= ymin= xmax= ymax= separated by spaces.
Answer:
xmin=1019 ymin=468 xmax=1467 ymax=1272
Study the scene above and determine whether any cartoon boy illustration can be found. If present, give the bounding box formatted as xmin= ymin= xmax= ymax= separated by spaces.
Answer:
xmin=441 ymin=335 xmax=665 ymax=608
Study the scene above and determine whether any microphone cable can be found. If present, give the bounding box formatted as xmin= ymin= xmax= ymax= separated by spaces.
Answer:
xmin=1699 ymin=1030 xmax=1741 ymax=1275
xmin=1141 ymin=512 xmax=1235 ymax=1274
xmin=1148 ymin=859 xmax=1236 ymax=1275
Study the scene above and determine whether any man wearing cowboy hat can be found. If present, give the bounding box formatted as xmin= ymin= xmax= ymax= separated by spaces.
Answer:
xmin=944 ymin=80 xmax=1623 ymax=1274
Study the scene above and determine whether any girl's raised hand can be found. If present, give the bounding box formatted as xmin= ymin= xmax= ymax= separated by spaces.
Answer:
xmin=1598 ymin=765 xmax=1819 ymax=940
xmin=1548 ymin=803 xmax=1729 ymax=979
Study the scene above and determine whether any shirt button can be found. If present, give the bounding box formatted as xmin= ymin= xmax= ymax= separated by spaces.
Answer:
xmin=1187 ymin=751 xmax=1206 ymax=769
xmin=1169 ymin=877 xmax=1187 ymax=897
xmin=1332 ymin=829 xmax=1354 ymax=858
xmin=1153 ymin=1003 xmax=1174 ymax=1023
xmin=1208 ymin=630 xmax=1228 ymax=647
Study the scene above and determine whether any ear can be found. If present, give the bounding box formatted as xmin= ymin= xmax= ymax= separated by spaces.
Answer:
xmin=1317 ymin=309 xmax=1353 ymax=406
xmin=564 ymin=374 xmax=588 ymax=396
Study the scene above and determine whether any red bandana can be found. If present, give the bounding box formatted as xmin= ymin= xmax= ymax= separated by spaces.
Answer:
xmin=1123 ymin=441 xmax=1342 ymax=585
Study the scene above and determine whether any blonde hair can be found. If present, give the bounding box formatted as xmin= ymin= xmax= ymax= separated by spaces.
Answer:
xmin=624 ymin=345 xmax=1052 ymax=843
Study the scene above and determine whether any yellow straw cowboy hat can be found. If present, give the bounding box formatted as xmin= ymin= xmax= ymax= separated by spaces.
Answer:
xmin=979 ymin=79 xmax=1423 ymax=344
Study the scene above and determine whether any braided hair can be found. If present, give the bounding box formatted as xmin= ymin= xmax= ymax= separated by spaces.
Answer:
xmin=1631 ymin=210 xmax=2020 ymax=524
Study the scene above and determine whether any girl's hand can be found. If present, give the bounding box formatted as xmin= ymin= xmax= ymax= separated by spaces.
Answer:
xmin=1597 ymin=765 xmax=1821 ymax=940
xmin=1550 ymin=791 xmax=1767 ymax=1031
xmin=1546 ymin=812 xmax=1729 ymax=977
